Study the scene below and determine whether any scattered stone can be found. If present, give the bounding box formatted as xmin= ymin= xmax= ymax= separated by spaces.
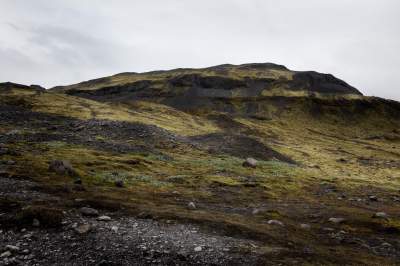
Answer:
xmin=0 ymin=251 xmax=11 ymax=258
xmin=74 ymin=224 xmax=91 ymax=234
xmin=267 ymin=220 xmax=284 ymax=226
xmin=114 ymin=180 xmax=124 ymax=188
xmin=111 ymin=226 xmax=119 ymax=233
xmin=80 ymin=207 xmax=99 ymax=217
xmin=194 ymin=246 xmax=202 ymax=252
xmin=187 ymin=202 xmax=196 ymax=210
xmin=242 ymin=158 xmax=258 ymax=168
xmin=328 ymin=217 xmax=346 ymax=224
xmin=373 ymin=212 xmax=388 ymax=219
xmin=300 ymin=224 xmax=311 ymax=229
xmin=322 ymin=227 xmax=335 ymax=232
xmin=32 ymin=218 xmax=40 ymax=227
xmin=252 ymin=208 xmax=261 ymax=215
xmin=97 ymin=216 xmax=112 ymax=222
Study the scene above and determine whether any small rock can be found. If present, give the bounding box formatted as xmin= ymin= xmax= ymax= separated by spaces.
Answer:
xmin=369 ymin=196 xmax=378 ymax=201
xmin=373 ymin=212 xmax=388 ymax=219
xmin=74 ymin=179 xmax=82 ymax=185
xmin=328 ymin=217 xmax=346 ymax=224
xmin=74 ymin=198 xmax=85 ymax=203
xmin=187 ymin=202 xmax=196 ymax=210
xmin=300 ymin=223 xmax=311 ymax=229
xmin=242 ymin=158 xmax=258 ymax=168
xmin=74 ymin=224 xmax=91 ymax=234
xmin=111 ymin=226 xmax=119 ymax=233
xmin=194 ymin=246 xmax=202 ymax=252
xmin=97 ymin=216 xmax=112 ymax=222
xmin=114 ymin=180 xmax=124 ymax=188
xmin=267 ymin=220 xmax=284 ymax=226
xmin=32 ymin=218 xmax=40 ymax=227
xmin=21 ymin=249 xmax=30 ymax=255
xmin=0 ymin=251 xmax=11 ymax=258
xmin=80 ymin=207 xmax=99 ymax=217
xmin=381 ymin=242 xmax=392 ymax=248
xmin=5 ymin=245 xmax=19 ymax=252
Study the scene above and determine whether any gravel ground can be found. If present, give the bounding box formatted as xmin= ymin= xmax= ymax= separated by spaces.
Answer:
xmin=0 ymin=175 xmax=265 ymax=266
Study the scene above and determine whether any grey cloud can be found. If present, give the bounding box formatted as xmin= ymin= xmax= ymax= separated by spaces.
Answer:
xmin=0 ymin=0 xmax=399 ymax=100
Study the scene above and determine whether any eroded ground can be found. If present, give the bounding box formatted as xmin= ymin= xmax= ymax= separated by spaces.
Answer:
xmin=0 ymin=87 xmax=399 ymax=265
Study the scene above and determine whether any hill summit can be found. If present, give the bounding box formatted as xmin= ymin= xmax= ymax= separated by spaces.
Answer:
xmin=0 ymin=63 xmax=400 ymax=265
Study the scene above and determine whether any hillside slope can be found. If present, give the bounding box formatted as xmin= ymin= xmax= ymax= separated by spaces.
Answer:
xmin=1 ymin=63 xmax=400 ymax=265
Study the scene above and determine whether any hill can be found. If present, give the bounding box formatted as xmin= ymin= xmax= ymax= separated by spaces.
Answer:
xmin=0 ymin=63 xmax=400 ymax=265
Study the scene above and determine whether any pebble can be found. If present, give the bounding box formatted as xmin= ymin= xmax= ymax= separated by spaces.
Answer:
xmin=373 ymin=212 xmax=388 ymax=219
xmin=32 ymin=218 xmax=40 ymax=227
xmin=21 ymin=249 xmax=30 ymax=255
xmin=328 ymin=218 xmax=346 ymax=224
xmin=111 ymin=226 xmax=119 ymax=233
xmin=187 ymin=202 xmax=196 ymax=210
xmin=97 ymin=216 xmax=112 ymax=222
xmin=267 ymin=220 xmax=284 ymax=226
xmin=194 ymin=246 xmax=202 ymax=252
xmin=300 ymin=224 xmax=311 ymax=229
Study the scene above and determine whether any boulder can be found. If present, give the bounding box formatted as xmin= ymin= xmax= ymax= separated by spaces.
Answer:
xmin=80 ymin=207 xmax=99 ymax=217
xmin=242 ymin=158 xmax=258 ymax=168
xmin=74 ymin=224 xmax=91 ymax=234
xmin=114 ymin=180 xmax=124 ymax=188
xmin=49 ymin=160 xmax=80 ymax=178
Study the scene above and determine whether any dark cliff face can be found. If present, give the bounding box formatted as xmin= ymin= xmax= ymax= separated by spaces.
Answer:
xmin=54 ymin=63 xmax=362 ymax=95
xmin=290 ymin=72 xmax=362 ymax=95
xmin=52 ymin=63 xmax=374 ymax=117
xmin=0 ymin=82 xmax=46 ymax=92
xmin=62 ymin=63 xmax=362 ymax=102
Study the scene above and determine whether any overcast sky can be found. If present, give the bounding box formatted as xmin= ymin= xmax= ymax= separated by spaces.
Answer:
xmin=1 ymin=0 xmax=399 ymax=100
